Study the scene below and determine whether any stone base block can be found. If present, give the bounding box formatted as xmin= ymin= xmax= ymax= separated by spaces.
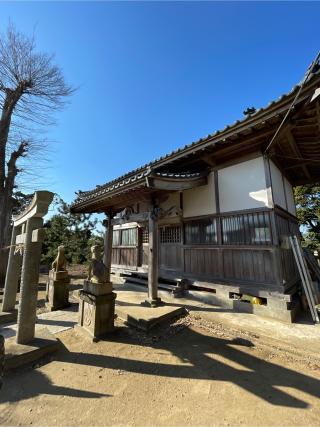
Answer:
xmin=46 ymin=276 xmax=70 ymax=311
xmin=78 ymin=291 xmax=116 ymax=341
xmin=49 ymin=270 xmax=69 ymax=281
xmin=141 ymin=297 xmax=164 ymax=308
xmin=187 ymin=289 xmax=300 ymax=323
xmin=4 ymin=327 xmax=60 ymax=371
xmin=83 ymin=280 xmax=113 ymax=296
xmin=0 ymin=310 xmax=17 ymax=324
xmin=116 ymin=304 xmax=186 ymax=331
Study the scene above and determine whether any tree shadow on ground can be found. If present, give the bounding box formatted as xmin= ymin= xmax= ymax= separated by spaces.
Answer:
xmin=1 ymin=324 xmax=319 ymax=409
xmin=56 ymin=324 xmax=320 ymax=409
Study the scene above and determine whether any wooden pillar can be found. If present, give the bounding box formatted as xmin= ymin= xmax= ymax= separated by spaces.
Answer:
xmin=103 ymin=211 xmax=113 ymax=283
xmin=144 ymin=209 xmax=162 ymax=307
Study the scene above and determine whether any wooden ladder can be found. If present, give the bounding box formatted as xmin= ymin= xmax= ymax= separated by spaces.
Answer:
xmin=289 ymin=235 xmax=320 ymax=324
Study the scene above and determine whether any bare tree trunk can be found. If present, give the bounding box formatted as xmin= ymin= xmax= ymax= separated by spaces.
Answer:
xmin=0 ymin=96 xmax=20 ymax=286
xmin=0 ymin=188 xmax=13 ymax=286
xmin=0 ymin=26 xmax=73 ymax=284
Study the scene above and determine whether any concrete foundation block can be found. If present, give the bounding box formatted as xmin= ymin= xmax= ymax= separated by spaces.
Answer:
xmin=187 ymin=289 xmax=300 ymax=323
xmin=4 ymin=328 xmax=60 ymax=371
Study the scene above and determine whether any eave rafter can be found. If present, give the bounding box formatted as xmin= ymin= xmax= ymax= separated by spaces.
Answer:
xmin=284 ymin=128 xmax=312 ymax=180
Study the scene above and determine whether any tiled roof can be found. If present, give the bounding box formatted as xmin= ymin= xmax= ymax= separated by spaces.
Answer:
xmin=72 ymin=67 xmax=320 ymax=209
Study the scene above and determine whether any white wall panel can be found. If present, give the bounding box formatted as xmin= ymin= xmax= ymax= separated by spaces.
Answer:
xmin=218 ymin=157 xmax=268 ymax=212
xmin=183 ymin=172 xmax=216 ymax=217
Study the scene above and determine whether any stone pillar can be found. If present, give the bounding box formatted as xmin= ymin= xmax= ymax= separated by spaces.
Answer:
xmin=2 ymin=226 xmax=22 ymax=312
xmin=16 ymin=217 xmax=44 ymax=345
xmin=145 ymin=210 xmax=162 ymax=307
xmin=103 ymin=212 xmax=113 ymax=283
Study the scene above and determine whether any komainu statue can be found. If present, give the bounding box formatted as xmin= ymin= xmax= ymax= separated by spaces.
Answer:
xmin=52 ymin=245 xmax=67 ymax=272
xmin=88 ymin=245 xmax=108 ymax=284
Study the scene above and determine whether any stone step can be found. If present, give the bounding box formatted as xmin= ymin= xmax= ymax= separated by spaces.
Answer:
xmin=123 ymin=276 xmax=183 ymax=295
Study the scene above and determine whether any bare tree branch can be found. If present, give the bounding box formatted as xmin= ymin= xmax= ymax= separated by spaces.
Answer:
xmin=0 ymin=23 xmax=74 ymax=282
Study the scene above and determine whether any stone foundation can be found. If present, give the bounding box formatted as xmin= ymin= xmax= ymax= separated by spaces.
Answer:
xmin=187 ymin=287 xmax=300 ymax=323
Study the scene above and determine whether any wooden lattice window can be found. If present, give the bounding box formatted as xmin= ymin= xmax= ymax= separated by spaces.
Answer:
xmin=222 ymin=212 xmax=271 ymax=245
xmin=160 ymin=226 xmax=181 ymax=244
xmin=142 ymin=227 xmax=149 ymax=243
xmin=112 ymin=230 xmax=120 ymax=246
xmin=112 ymin=228 xmax=137 ymax=246
xmin=184 ymin=218 xmax=217 ymax=245
xmin=121 ymin=228 xmax=137 ymax=246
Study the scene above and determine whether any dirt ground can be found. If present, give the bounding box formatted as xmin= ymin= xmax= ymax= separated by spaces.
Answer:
xmin=1 ymin=310 xmax=320 ymax=427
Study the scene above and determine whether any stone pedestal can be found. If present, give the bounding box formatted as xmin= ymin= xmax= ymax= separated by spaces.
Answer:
xmin=78 ymin=281 xmax=116 ymax=342
xmin=46 ymin=270 xmax=70 ymax=311
xmin=142 ymin=297 xmax=164 ymax=308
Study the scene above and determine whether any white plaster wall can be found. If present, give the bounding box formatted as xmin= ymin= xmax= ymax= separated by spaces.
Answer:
xmin=270 ymin=161 xmax=287 ymax=210
xmin=284 ymin=177 xmax=296 ymax=216
xmin=218 ymin=157 xmax=269 ymax=212
xmin=183 ymin=172 xmax=216 ymax=218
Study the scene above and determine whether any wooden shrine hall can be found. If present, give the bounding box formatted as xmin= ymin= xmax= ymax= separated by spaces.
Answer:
xmin=71 ymin=61 xmax=320 ymax=322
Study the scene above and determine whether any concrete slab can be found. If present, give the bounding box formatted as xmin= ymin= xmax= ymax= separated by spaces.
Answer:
xmin=4 ymin=327 xmax=60 ymax=371
xmin=115 ymin=289 xmax=186 ymax=331
xmin=0 ymin=305 xmax=78 ymax=340
xmin=116 ymin=304 xmax=186 ymax=331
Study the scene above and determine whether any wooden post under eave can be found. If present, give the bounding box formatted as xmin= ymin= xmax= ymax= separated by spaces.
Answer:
xmin=103 ymin=211 xmax=113 ymax=283
xmin=144 ymin=210 xmax=162 ymax=307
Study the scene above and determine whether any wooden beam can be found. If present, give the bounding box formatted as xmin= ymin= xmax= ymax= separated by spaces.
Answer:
xmin=283 ymin=160 xmax=314 ymax=171
xmin=111 ymin=212 xmax=149 ymax=226
xmin=285 ymin=128 xmax=311 ymax=179
xmin=213 ymin=170 xmax=220 ymax=214
xmin=103 ymin=210 xmax=114 ymax=282
xmin=201 ymin=154 xmax=217 ymax=167
xmin=146 ymin=175 xmax=207 ymax=191
xmin=263 ymin=156 xmax=274 ymax=209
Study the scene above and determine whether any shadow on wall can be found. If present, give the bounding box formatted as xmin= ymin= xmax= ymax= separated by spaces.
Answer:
xmin=0 ymin=324 xmax=319 ymax=409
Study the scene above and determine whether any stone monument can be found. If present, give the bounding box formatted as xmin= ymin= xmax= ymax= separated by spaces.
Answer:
xmin=78 ymin=245 xmax=116 ymax=341
xmin=46 ymin=245 xmax=70 ymax=311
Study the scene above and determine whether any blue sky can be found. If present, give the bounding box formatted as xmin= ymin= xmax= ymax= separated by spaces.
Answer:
xmin=1 ymin=1 xmax=319 ymax=205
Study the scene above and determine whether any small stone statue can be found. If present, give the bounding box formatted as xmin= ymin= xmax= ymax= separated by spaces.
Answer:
xmin=88 ymin=245 xmax=108 ymax=284
xmin=52 ymin=245 xmax=67 ymax=272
